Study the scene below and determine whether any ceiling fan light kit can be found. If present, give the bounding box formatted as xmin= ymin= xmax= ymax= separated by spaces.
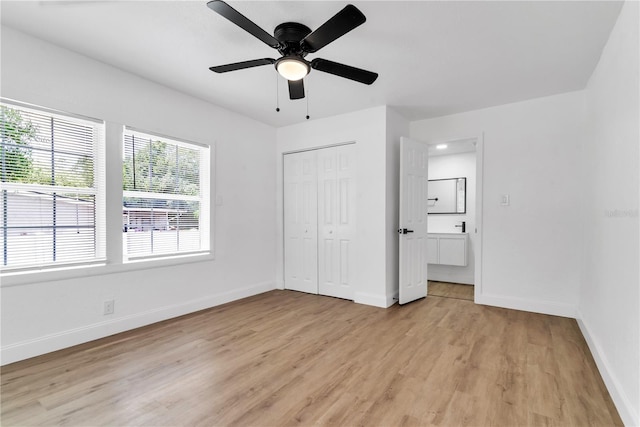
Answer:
xmin=207 ymin=0 xmax=378 ymax=101
xmin=276 ymin=57 xmax=309 ymax=81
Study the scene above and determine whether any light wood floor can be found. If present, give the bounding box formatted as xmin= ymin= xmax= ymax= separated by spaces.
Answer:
xmin=429 ymin=281 xmax=475 ymax=301
xmin=1 ymin=290 xmax=622 ymax=426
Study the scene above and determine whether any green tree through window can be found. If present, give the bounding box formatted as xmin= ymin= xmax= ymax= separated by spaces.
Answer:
xmin=1 ymin=106 xmax=95 ymax=188
xmin=122 ymin=138 xmax=200 ymax=195
xmin=122 ymin=130 xmax=208 ymax=259
xmin=0 ymin=106 xmax=36 ymax=182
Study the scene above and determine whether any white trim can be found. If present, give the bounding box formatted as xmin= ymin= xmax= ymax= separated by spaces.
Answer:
xmin=476 ymin=293 xmax=577 ymax=318
xmin=282 ymin=140 xmax=356 ymax=156
xmin=105 ymin=122 xmax=124 ymax=269
xmin=125 ymin=250 xmax=210 ymax=263
xmin=122 ymin=190 xmax=201 ymax=202
xmin=124 ymin=126 xmax=210 ymax=149
xmin=474 ymin=133 xmax=484 ymax=303
xmin=1 ymin=182 xmax=98 ymax=194
xmin=0 ymin=280 xmax=276 ymax=365
xmin=1 ymin=252 xmax=214 ymax=287
xmin=577 ymin=312 xmax=639 ymax=427
xmin=354 ymin=291 xmax=394 ymax=308
xmin=1 ymin=97 xmax=103 ymax=124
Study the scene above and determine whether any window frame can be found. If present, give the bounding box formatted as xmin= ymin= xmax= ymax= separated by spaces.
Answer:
xmin=0 ymin=101 xmax=215 ymax=287
xmin=121 ymin=126 xmax=211 ymax=262
xmin=0 ymin=98 xmax=106 ymax=274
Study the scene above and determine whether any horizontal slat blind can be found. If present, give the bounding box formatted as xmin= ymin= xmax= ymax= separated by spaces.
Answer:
xmin=1 ymin=102 xmax=105 ymax=271
xmin=122 ymin=129 xmax=209 ymax=260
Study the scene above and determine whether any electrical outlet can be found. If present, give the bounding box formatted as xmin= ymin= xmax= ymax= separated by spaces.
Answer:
xmin=103 ymin=300 xmax=115 ymax=315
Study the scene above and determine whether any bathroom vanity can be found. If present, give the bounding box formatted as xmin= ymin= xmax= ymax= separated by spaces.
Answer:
xmin=427 ymin=233 xmax=468 ymax=266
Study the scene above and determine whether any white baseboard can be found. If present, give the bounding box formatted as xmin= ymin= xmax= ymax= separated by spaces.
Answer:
xmin=353 ymin=291 xmax=393 ymax=308
xmin=475 ymin=293 xmax=577 ymax=318
xmin=1 ymin=281 xmax=275 ymax=366
xmin=577 ymin=312 xmax=639 ymax=427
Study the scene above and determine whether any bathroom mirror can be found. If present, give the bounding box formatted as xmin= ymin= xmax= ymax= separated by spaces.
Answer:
xmin=428 ymin=177 xmax=466 ymax=214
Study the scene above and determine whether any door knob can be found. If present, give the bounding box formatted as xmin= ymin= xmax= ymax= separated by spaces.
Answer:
xmin=397 ymin=228 xmax=414 ymax=234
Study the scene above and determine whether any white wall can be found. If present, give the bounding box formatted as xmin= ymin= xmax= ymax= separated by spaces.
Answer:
xmin=411 ymin=91 xmax=585 ymax=317
xmin=1 ymin=27 xmax=277 ymax=364
xmin=579 ymin=1 xmax=639 ymax=425
xmin=428 ymin=152 xmax=476 ymax=285
xmin=276 ymin=106 xmax=401 ymax=307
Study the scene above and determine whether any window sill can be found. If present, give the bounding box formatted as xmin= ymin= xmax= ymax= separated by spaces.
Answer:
xmin=0 ymin=252 xmax=215 ymax=288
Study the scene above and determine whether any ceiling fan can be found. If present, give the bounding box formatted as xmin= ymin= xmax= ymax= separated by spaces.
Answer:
xmin=207 ymin=0 xmax=378 ymax=100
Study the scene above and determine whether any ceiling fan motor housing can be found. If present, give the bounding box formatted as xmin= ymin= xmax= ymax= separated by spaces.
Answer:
xmin=274 ymin=22 xmax=312 ymax=57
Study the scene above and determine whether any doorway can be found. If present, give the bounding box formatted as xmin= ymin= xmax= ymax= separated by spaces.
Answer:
xmin=428 ymin=281 xmax=474 ymax=301
xmin=426 ymin=136 xmax=483 ymax=302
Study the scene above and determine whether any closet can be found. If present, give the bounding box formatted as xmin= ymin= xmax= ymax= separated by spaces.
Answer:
xmin=283 ymin=144 xmax=356 ymax=300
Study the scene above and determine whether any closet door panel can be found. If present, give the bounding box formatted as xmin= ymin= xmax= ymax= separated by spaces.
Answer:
xmin=283 ymin=151 xmax=318 ymax=294
xmin=317 ymin=148 xmax=338 ymax=296
xmin=318 ymin=145 xmax=356 ymax=299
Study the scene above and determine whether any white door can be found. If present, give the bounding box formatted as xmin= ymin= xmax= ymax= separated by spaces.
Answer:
xmin=317 ymin=145 xmax=356 ymax=299
xmin=283 ymin=151 xmax=318 ymax=294
xmin=398 ymin=137 xmax=429 ymax=304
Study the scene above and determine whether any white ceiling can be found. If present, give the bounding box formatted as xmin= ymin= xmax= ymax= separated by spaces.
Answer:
xmin=1 ymin=0 xmax=623 ymax=127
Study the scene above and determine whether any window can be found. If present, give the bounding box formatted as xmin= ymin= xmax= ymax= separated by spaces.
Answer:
xmin=122 ymin=128 xmax=210 ymax=260
xmin=0 ymin=101 xmax=106 ymax=271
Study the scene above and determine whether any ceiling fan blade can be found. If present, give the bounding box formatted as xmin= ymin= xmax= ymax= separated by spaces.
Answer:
xmin=209 ymin=58 xmax=275 ymax=73
xmin=311 ymin=58 xmax=378 ymax=85
xmin=207 ymin=0 xmax=280 ymax=49
xmin=288 ymin=79 xmax=305 ymax=100
xmin=301 ymin=5 xmax=366 ymax=53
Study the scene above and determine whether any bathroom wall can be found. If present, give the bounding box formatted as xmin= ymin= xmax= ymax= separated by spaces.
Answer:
xmin=428 ymin=151 xmax=476 ymax=285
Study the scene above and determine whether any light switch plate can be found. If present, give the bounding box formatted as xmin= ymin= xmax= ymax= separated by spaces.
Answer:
xmin=500 ymin=194 xmax=510 ymax=206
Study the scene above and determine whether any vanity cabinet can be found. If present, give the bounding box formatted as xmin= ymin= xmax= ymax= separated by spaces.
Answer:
xmin=427 ymin=233 xmax=467 ymax=266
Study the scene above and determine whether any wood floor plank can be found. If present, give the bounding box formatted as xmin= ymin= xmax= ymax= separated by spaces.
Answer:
xmin=1 ymin=290 xmax=623 ymax=426
xmin=428 ymin=281 xmax=475 ymax=301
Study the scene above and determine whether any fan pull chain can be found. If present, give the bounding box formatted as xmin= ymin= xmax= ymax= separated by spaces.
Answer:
xmin=275 ymin=74 xmax=280 ymax=112
xmin=306 ymin=80 xmax=310 ymax=120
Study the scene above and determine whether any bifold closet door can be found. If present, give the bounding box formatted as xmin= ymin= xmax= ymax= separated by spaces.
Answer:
xmin=317 ymin=145 xmax=356 ymax=300
xmin=283 ymin=150 xmax=318 ymax=294
xmin=284 ymin=145 xmax=356 ymax=299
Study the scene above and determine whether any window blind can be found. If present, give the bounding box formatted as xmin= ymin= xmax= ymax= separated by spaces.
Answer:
xmin=0 ymin=101 xmax=106 ymax=271
xmin=122 ymin=128 xmax=210 ymax=260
